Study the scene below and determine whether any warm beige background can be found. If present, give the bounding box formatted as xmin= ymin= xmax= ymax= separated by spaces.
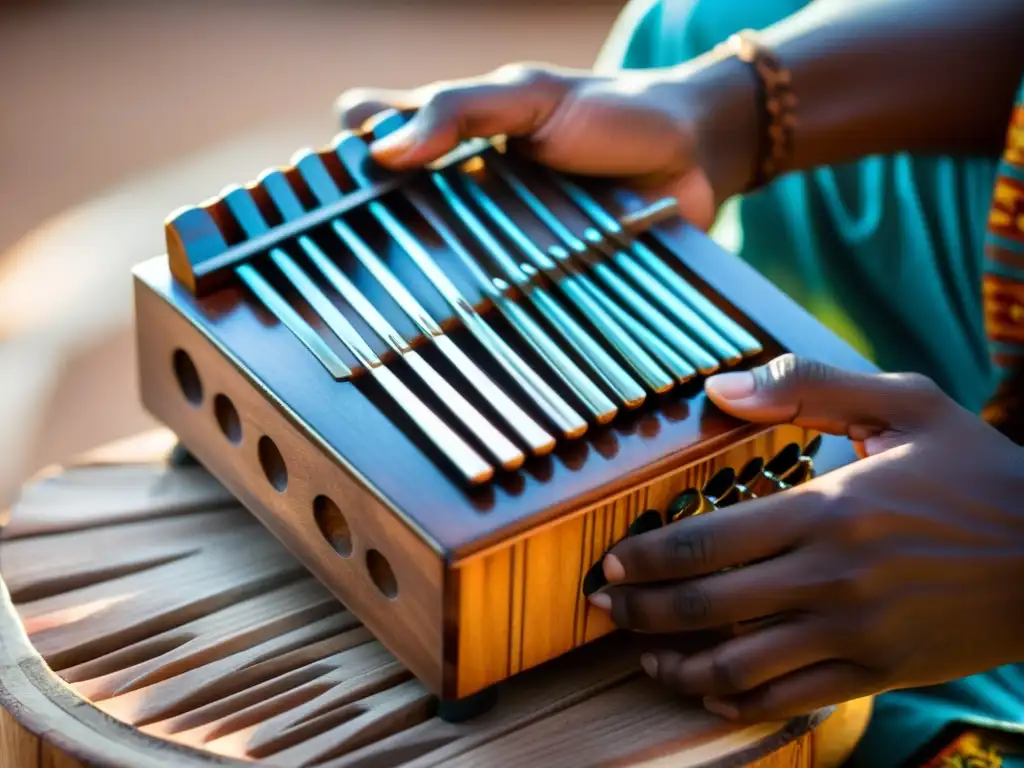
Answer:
xmin=0 ymin=0 xmax=637 ymax=506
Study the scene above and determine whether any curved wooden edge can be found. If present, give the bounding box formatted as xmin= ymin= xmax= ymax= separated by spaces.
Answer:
xmin=0 ymin=571 xmax=249 ymax=768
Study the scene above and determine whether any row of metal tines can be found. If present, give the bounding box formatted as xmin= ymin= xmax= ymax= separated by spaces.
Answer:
xmin=582 ymin=437 xmax=820 ymax=596
xmin=184 ymin=110 xmax=763 ymax=485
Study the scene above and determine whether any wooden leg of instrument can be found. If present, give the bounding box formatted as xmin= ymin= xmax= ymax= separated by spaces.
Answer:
xmin=436 ymin=686 xmax=500 ymax=723
xmin=168 ymin=441 xmax=198 ymax=467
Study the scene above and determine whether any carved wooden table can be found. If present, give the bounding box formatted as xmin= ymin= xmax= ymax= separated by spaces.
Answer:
xmin=0 ymin=431 xmax=872 ymax=767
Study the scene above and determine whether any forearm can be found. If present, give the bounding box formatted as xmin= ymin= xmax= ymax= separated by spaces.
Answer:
xmin=683 ymin=0 xmax=1024 ymax=198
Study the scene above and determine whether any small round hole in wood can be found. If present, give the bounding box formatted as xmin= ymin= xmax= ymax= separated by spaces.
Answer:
xmin=258 ymin=436 xmax=288 ymax=492
xmin=702 ymin=466 xmax=736 ymax=502
xmin=314 ymin=495 xmax=352 ymax=557
xmin=738 ymin=457 xmax=765 ymax=486
xmin=214 ymin=394 xmax=242 ymax=444
xmin=766 ymin=443 xmax=802 ymax=479
xmin=366 ymin=549 xmax=398 ymax=599
xmin=172 ymin=349 xmax=203 ymax=406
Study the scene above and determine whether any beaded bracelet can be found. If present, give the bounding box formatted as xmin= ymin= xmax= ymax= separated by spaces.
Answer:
xmin=715 ymin=29 xmax=798 ymax=190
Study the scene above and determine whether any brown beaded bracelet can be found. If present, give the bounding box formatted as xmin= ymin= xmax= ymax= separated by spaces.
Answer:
xmin=715 ymin=29 xmax=798 ymax=190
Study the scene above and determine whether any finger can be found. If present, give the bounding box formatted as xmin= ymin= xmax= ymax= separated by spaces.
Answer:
xmin=701 ymin=661 xmax=879 ymax=723
xmin=597 ymin=558 xmax=803 ymax=633
xmin=335 ymin=87 xmax=420 ymax=131
xmin=600 ymin=490 xmax=813 ymax=585
xmin=365 ymin=64 xmax=572 ymax=169
xmin=642 ymin=618 xmax=839 ymax=698
xmin=704 ymin=354 xmax=957 ymax=444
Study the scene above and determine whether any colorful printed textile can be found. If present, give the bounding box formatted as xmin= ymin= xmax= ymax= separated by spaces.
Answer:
xmin=982 ymin=81 xmax=1024 ymax=434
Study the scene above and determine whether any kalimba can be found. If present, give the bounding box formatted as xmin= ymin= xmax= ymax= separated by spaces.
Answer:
xmin=133 ymin=108 xmax=874 ymax=719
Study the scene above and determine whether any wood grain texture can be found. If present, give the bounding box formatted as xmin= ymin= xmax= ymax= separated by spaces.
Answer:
xmin=135 ymin=283 xmax=447 ymax=696
xmin=0 ymin=436 xmax=873 ymax=767
xmin=451 ymin=424 xmax=810 ymax=698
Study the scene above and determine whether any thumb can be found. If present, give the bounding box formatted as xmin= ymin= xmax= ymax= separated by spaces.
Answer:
xmin=704 ymin=354 xmax=955 ymax=443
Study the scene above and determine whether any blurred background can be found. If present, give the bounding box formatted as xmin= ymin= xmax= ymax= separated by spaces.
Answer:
xmin=0 ymin=0 xmax=633 ymax=505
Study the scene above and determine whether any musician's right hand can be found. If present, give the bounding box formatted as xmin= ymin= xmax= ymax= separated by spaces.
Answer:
xmin=587 ymin=354 xmax=1024 ymax=724
xmin=334 ymin=61 xmax=758 ymax=232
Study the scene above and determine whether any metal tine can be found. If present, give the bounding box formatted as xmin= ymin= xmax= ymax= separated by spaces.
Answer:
xmin=545 ymin=246 xmax=698 ymax=385
xmin=359 ymin=113 xmax=625 ymax=421
xmin=219 ymin=184 xmax=494 ymax=486
xmin=183 ymin=203 xmax=351 ymax=380
xmin=235 ymin=263 xmax=352 ymax=379
xmin=454 ymin=171 xmax=674 ymax=398
xmin=483 ymin=156 xmax=713 ymax=377
xmin=553 ymin=174 xmax=762 ymax=361
xmin=253 ymin=172 xmax=528 ymax=472
xmin=582 ymin=227 xmax=742 ymax=366
xmin=404 ymin=191 xmax=618 ymax=427
xmin=327 ymin=133 xmax=604 ymax=434
xmin=288 ymin=149 xmax=570 ymax=449
xmin=425 ymin=171 xmax=622 ymax=419
xmin=431 ymin=171 xmax=648 ymax=409
xmin=514 ymin=258 xmax=691 ymax=391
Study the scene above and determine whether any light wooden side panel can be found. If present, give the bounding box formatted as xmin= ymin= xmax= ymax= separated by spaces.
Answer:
xmin=519 ymin=512 xmax=586 ymax=672
xmin=134 ymin=279 xmax=446 ymax=695
xmin=453 ymin=546 xmax=513 ymax=692
xmin=453 ymin=424 xmax=810 ymax=698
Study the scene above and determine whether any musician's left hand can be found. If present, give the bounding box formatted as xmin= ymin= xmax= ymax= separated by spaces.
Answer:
xmin=588 ymin=354 xmax=1024 ymax=722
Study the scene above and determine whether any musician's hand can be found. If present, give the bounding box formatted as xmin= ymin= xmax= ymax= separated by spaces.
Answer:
xmin=334 ymin=61 xmax=756 ymax=231
xmin=589 ymin=354 xmax=1024 ymax=722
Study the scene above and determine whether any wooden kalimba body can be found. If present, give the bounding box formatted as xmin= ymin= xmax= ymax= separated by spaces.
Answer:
xmin=133 ymin=109 xmax=875 ymax=717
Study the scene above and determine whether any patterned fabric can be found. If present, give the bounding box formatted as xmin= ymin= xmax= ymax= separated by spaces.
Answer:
xmin=982 ymin=82 xmax=1024 ymax=440
xmin=907 ymin=722 xmax=1024 ymax=767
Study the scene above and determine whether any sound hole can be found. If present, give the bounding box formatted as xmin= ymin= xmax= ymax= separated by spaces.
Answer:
xmin=738 ymin=457 xmax=765 ymax=486
xmin=804 ymin=434 xmax=823 ymax=458
xmin=214 ymin=394 xmax=242 ymax=444
xmin=172 ymin=349 xmax=203 ymax=406
xmin=258 ymin=436 xmax=288 ymax=492
xmin=366 ymin=549 xmax=398 ymax=599
xmin=703 ymin=467 xmax=736 ymax=501
xmin=314 ymin=495 xmax=352 ymax=557
xmin=788 ymin=458 xmax=814 ymax=486
xmin=766 ymin=443 xmax=802 ymax=479
xmin=668 ymin=489 xmax=703 ymax=521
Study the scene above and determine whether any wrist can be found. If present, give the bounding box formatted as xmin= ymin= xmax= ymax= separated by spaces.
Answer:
xmin=673 ymin=52 xmax=762 ymax=205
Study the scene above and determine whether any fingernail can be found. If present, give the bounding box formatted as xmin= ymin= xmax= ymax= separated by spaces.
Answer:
xmin=589 ymin=593 xmax=612 ymax=611
xmin=705 ymin=371 xmax=755 ymax=401
xmin=640 ymin=654 xmax=658 ymax=678
xmin=370 ymin=123 xmax=416 ymax=160
xmin=603 ymin=554 xmax=626 ymax=583
xmin=703 ymin=696 xmax=740 ymax=720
